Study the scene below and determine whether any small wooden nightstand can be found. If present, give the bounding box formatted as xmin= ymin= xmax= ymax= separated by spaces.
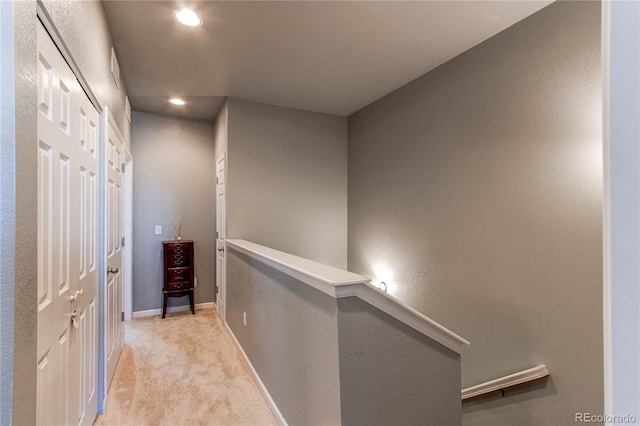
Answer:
xmin=162 ymin=240 xmax=195 ymax=318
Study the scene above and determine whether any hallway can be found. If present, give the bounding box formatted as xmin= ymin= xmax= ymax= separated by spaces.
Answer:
xmin=94 ymin=309 xmax=277 ymax=426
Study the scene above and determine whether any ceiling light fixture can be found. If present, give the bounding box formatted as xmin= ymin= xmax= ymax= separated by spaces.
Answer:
xmin=174 ymin=8 xmax=202 ymax=27
xmin=169 ymin=98 xmax=186 ymax=106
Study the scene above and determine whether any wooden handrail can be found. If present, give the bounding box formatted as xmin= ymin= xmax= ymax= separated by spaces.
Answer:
xmin=462 ymin=364 xmax=549 ymax=400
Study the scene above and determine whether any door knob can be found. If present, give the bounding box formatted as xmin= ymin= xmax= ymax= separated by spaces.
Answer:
xmin=70 ymin=289 xmax=84 ymax=302
xmin=107 ymin=266 xmax=119 ymax=274
xmin=70 ymin=310 xmax=80 ymax=329
xmin=218 ymin=247 xmax=224 ymax=252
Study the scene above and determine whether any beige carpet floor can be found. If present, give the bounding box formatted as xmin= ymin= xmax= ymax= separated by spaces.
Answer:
xmin=94 ymin=308 xmax=278 ymax=426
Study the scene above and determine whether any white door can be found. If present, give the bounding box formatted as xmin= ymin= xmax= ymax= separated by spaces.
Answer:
xmin=104 ymin=111 xmax=125 ymax=390
xmin=216 ymin=154 xmax=226 ymax=320
xmin=37 ymin=21 xmax=100 ymax=426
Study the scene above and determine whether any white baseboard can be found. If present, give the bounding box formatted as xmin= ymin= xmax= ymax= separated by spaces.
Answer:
xmin=132 ymin=302 xmax=215 ymax=319
xmin=223 ymin=321 xmax=288 ymax=426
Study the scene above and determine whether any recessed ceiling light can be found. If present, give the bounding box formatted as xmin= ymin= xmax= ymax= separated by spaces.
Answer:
xmin=174 ymin=8 xmax=202 ymax=27
xmin=169 ymin=98 xmax=186 ymax=106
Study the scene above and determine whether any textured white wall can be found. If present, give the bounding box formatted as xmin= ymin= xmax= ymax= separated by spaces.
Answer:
xmin=11 ymin=1 xmax=38 ymax=423
xmin=0 ymin=2 xmax=16 ymax=423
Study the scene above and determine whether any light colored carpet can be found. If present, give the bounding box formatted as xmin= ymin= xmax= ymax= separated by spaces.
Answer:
xmin=94 ymin=308 xmax=278 ymax=426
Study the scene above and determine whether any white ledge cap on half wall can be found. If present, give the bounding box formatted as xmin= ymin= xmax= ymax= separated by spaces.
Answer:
xmin=225 ymin=239 xmax=470 ymax=354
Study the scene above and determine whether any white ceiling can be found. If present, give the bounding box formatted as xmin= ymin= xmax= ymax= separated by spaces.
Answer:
xmin=102 ymin=1 xmax=553 ymax=120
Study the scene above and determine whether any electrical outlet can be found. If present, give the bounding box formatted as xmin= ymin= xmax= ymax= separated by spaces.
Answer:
xmin=154 ymin=225 xmax=162 ymax=235
xmin=243 ymin=312 xmax=247 ymax=328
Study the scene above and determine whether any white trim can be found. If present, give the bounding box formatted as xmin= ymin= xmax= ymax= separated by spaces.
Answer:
xmin=107 ymin=108 xmax=125 ymax=147
xmin=601 ymin=1 xmax=640 ymax=421
xmin=341 ymin=283 xmax=470 ymax=353
xmin=225 ymin=239 xmax=469 ymax=354
xmin=601 ymin=0 xmax=613 ymax=415
xmin=225 ymin=239 xmax=372 ymax=293
xmin=123 ymin=149 xmax=133 ymax=321
xmin=132 ymin=302 xmax=215 ymax=319
xmin=98 ymin=107 xmax=109 ymax=412
xmin=223 ymin=321 xmax=288 ymax=426
xmin=461 ymin=365 xmax=549 ymax=400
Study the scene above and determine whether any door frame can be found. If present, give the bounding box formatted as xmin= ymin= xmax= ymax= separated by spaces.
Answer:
xmin=216 ymin=153 xmax=226 ymax=321
xmin=97 ymin=107 xmax=108 ymax=413
xmin=601 ymin=1 xmax=640 ymax=419
xmin=123 ymin=149 xmax=133 ymax=322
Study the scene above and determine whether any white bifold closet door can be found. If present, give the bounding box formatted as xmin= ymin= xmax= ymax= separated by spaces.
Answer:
xmin=36 ymin=20 xmax=100 ymax=426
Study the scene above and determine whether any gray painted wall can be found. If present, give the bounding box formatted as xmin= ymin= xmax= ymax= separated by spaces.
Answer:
xmin=347 ymin=2 xmax=602 ymax=425
xmin=0 ymin=2 xmax=16 ymax=423
xmin=226 ymin=249 xmax=342 ymax=425
xmin=226 ymin=248 xmax=462 ymax=425
xmin=8 ymin=2 xmax=131 ymax=421
xmin=337 ymin=297 xmax=461 ymax=426
xmin=227 ymin=98 xmax=348 ymax=269
xmin=132 ymin=112 xmax=216 ymax=312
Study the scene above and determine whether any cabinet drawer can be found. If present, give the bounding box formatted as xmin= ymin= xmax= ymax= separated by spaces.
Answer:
xmin=167 ymin=268 xmax=190 ymax=283
xmin=166 ymin=243 xmax=189 ymax=251
xmin=167 ymin=253 xmax=189 ymax=268
xmin=167 ymin=281 xmax=190 ymax=291
xmin=166 ymin=243 xmax=188 ymax=255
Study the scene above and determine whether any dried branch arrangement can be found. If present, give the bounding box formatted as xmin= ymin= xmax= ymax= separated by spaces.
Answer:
xmin=172 ymin=220 xmax=183 ymax=240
